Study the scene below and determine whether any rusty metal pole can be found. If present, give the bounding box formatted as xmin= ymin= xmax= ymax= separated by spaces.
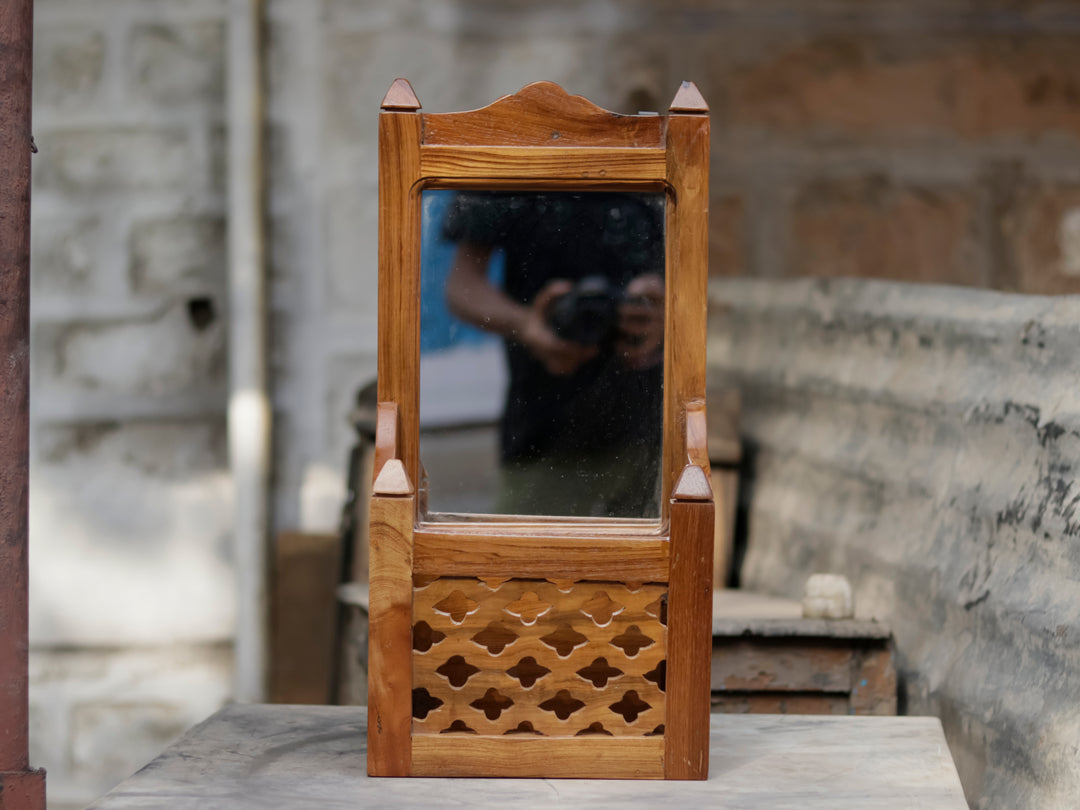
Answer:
xmin=0 ymin=0 xmax=46 ymax=807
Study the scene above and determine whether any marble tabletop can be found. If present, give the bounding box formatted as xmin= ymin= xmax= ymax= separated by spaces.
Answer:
xmin=87 ymin=704 xmax=968 ymax=809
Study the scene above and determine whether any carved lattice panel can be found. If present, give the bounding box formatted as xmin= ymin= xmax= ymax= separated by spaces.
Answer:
xmin=412 ymin=578 xmax=667 ymax=738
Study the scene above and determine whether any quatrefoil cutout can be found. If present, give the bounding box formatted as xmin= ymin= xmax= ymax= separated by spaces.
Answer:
xmin=412 ymin=687 xmax=444 ymax=720
xmin=609 ymin=690 xmax=652 ymax=723
xmin=538 ymin=689 xmax=586 ymax=720
xmin=470 ymin=687 xmax=514 ymax=720
xmin=435 ymin=655 xmax=480 ymax=688
xmin=503 ymin=591 xmax=552 ymax=625
xmin=413 ymin=621 xmax=446 ymax=653
xmin=471 ymin=621 xmax=519 ymax=655
xmin=506 ymin=656 xmax=551 ymax=688
xmin=432 ymin=590 xmax=480 ymax=623
xmin=539 ymin=624 xmax=589 ymax=657
xmin=576 ymin=657 xmax=624 ymax=688
xmin=610 ymin=624 xmax=655 ymax=657
xmin=580 ymin=591 xmax=625 ymax=626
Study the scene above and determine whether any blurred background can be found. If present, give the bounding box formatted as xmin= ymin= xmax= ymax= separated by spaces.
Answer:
xmin=26 ymin=1 xmax=1080 ymax=808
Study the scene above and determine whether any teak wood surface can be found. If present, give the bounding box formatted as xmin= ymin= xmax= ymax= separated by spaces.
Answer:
xmin=368 ymin=78 xmax=713 ymax=780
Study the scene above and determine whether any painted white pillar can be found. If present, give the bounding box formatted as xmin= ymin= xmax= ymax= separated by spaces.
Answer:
xmin=226 ymin=0 xmax=269 ymax=703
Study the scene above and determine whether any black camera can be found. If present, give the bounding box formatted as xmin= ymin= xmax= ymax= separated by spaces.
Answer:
xmin=546 ymin=276 xmax=623 ymax=346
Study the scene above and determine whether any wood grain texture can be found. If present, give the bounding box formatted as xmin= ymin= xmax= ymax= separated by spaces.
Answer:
xmin=376 ymin=108 xmax=422 ymax=496
xmin=684 ymin=399 xmax=710 ymax=471
xmin=367 ymin=490 xmax=415 ymax=776
xmin=413 ymin=530 xmax=669 ymax=581
xmin=372 ymin=402 xmax=399 ymax=484
xmin=662 ymin=107 xmax=710 ymax=527
xmin=410 ymin=736 xmax=664 ymax=778
xmin=419 ymin=145 xmax=666 ymax=182
xmin=422 ymin=81 xmax=665 ymax=148
xmin=666 ymin=486 xmax=714 ymax=780
xmin=412 ymin=579 xmax=666 ymax=739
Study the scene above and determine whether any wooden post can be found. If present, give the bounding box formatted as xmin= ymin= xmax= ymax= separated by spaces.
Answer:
xmin=376 ymin=80 xmax=423 ymax=493
xmin=0 ymin=0 xmax=46 ymax=806
xmin=663 ymin=81 xmax=710 ymax=532
xmin=366 ymin=459 xmax=415 ymax=776
xmin=666 ymin=464 xmax=714 ymax=780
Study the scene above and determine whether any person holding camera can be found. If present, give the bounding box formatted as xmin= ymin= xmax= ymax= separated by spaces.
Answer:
xmin=442 ymin=190 xmax=665 ymax=518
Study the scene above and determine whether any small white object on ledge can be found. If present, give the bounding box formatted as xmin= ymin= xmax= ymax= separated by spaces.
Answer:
xmin=802 ymin=574 xmax=855 ymax=619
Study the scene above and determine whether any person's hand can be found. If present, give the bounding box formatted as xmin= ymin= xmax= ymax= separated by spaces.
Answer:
xmin=615 ymin=274 xmax=664 ymax=370
xmin=520 ymin=280 xmax=598 ymax=376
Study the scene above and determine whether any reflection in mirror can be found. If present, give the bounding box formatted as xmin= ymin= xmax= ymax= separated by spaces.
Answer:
xmin=419 ymin=189 xmax=665 ymax=519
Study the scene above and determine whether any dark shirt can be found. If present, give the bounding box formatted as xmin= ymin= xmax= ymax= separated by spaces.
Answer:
xmin=442 ymin=190 xmax=665 ymax=465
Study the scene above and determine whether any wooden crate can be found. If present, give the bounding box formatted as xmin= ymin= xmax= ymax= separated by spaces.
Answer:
xmin=711 ymin=590 xmax=897 ymax=715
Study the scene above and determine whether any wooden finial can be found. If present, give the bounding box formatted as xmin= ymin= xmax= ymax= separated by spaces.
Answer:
xmin=668 ymin=81 xmax=708 ymax=114
xmin=672 ymin=464 xmax=712 ymax=501
xmin=381 ymin=78 xmax=421 ymax=111
xmin=373 ymin=458 xmax=413 ymax=496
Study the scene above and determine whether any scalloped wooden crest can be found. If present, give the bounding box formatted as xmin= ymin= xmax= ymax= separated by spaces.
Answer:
xmin=498 ymin=81 xmax=623 ymax=117
xmin=381 ymin=78 xmax=420 ymax=111
xmin=421 ymin=80 xmax=667 ymax=148
xmin=668 ymin=81 xmax=708 ymax=113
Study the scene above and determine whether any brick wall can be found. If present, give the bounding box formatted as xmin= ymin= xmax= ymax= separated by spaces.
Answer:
xmin=708 ymin=277 xmax=1080 ymax=810
xmin=693 ymin=4 xmax=1080 ymax=294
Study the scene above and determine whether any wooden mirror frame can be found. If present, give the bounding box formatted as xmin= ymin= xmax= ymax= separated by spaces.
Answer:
xmin=369 ymin=79 xmax=713 ymax=780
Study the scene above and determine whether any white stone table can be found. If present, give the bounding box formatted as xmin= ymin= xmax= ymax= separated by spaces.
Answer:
xmin=86 ymin=705 xmax=968 ymax=809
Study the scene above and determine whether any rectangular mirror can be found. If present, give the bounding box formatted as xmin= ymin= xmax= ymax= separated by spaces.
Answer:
xmin=418 ymin=189 xmax=666 ymax=519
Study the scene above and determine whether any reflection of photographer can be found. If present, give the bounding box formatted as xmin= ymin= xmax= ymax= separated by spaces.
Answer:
xmin=547 ymin=274 xmax=664 ymax=370
xmin=442 ymin=190 xmax=665 ymax=517
xmin=487 ymin=273 xmax=663 ymax=377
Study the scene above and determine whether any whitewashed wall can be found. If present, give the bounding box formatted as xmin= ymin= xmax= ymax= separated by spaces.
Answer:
xmin=30 ymin=2 xmax=234 ymax=806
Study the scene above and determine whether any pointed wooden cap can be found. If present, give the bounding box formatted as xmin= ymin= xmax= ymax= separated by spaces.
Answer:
xmin=673 ymin=464 xmax=713 ymax=501
xmin=381 ymin=78 xmax=420 ymax=111
xmin=373 ymin=458 xmax=413 ymax=496
xmin=668 ymin=81 xmax=708 ymax=114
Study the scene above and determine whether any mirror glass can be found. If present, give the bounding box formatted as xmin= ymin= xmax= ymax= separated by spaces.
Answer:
xmin=419 ymin=189 xmax=665 ymax=519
